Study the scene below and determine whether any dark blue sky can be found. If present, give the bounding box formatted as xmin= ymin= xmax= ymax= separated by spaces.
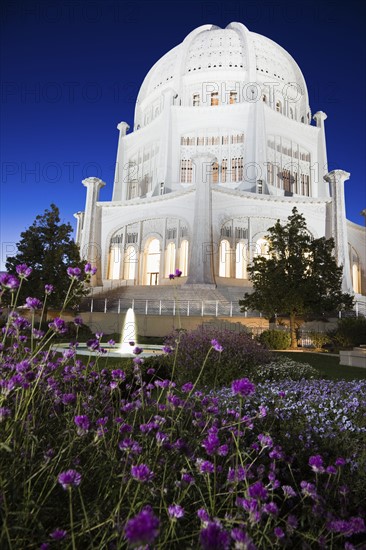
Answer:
xmin=1 ymin=0 xmax=365 ymax=269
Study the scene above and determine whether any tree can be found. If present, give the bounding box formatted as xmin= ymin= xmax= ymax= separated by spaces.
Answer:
xmin=5 ymin=204 xmax=87 ymax=309
xmin=239 ymin=208 xmax=354 ymax=348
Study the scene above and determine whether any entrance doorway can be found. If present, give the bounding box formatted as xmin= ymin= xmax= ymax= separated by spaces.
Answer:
xmin=149 ymin=273 xmax=159 ymax=286
xmin=145 ymin=238 xmax=161 ymax=285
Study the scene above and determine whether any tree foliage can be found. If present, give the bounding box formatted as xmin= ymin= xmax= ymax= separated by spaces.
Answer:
xmin=239 ymin=208 xmax=354 ymax=348
xmin=5 ymin=204 xmax=86 ymax=308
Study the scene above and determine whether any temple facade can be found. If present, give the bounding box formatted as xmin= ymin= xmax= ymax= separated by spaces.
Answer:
xmin=75 ymin=22 xmax=365 ymax=302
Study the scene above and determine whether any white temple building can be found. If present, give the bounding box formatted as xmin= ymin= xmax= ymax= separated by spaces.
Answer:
xmin=75 ymin=22 xmax=365 ymax=306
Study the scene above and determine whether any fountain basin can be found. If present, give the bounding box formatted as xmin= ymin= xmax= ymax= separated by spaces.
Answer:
xmin=52 ymin=343 xmax=164 ymax=358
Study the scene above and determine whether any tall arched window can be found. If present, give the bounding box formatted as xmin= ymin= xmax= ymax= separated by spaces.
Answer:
xmin=108 ymin=245 xmax=121 ymax=280
xmin=145 ymin=239 xmax=161 ymax=285
xmin=235 ymin=242 xmax=247 ymax=279
xmin=219 ymin=240 xmax=231 ymax=277
xmin=165 ymin=242 xmax=176 ymax=277
xmin=179 ymin=240 xmax=189 ymax=276
xmin=350 ymin=247 xmax=361 ymax=294
xmin=276 ymin=101 xmax=282 ymax=113
xmin=123 ymin=246 xmax=137 ymax=280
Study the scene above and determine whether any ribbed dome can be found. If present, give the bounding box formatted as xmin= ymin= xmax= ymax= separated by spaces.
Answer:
xmin=135 ymin=22 xmax=309 ymax=125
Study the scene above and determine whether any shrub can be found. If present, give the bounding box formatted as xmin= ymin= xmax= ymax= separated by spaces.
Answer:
xmin=164 ymin=326 xmax=272 ymax=388
xmin=328 ymin=317 xmax=366 ymax=349
xmin=307 ymin=330 xmax=331 ymax=350
xmin=258 ymin=329 xmax=291 ymax=350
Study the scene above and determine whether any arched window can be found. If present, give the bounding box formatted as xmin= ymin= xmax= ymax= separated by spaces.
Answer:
xmin=108 ymin=245 xmax=121 ymax=280
xmin=165 ymin=242 xmax=176 ymax=277
xmin=219 ymin=240 xmax=231 ymax=277
xmin=350 ymin=246 xmax=360 ymax=293
xmin=235 ymin=242 xmax=247 ymax=279
xmin=255 ymin=238 xmax=270 ymax=257
xmin=145 ymin=239 xmax=161 ymax=285
xmin=262 ymin=94 xmax=267 ymax=103
xmin=123 ymin=246 xmax=137 ymax=280
xmin=276 ymin=101 xmax=282 ymax=113
xmin=179 ymin=240 xmax=189 ymax=276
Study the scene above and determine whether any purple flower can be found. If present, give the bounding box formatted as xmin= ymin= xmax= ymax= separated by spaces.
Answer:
xmin=73 ymin=316 xmax=83 ymax=326
xmin=274 ymin=527 xmax=285 ymax=539
xmin=309 ymin=454 xmax=325 ymax=473
xmin=211 ymin=339 xmax=223 ymax=352
xmin=131 ymin=464 xmax=154 ymax=482
xmin=0 ymin=407 xmax=11 ymax=422
xmin=231 ymin=378 xmax=256 ymax=397
xmin=168 ymin=504 xmax=185 ymax=519
xmin=111 ymin=369 xmax=126 ymax=381
xmin=200 ymin=522 xmax=230 ymax=550
xmin=84 ymin=263 xmax=97 ymax=275
xmin=16 ymin=264 xmax=32 ymax=278
xmin=181 ymin=382 xmax=193 ymax=393
xmin=44 ymin=284 xmax=54 ymax=295
xmin=248 ymin=481 xmax=268 ymax=500
xmin=67 ymin=266 xmax=82 ymax=279
xmin=169 ymin=273 xmax=175 ymax=280
xmin=74 ymin=415 xmax=90 ymax=435
xmin=198 ymin=508 xmax=210 ymax=522
xmin=263 ymin=502 xmax=279 ymax=515
xmin=282 ymin=485 xmax=296 ymax=498
xmin=58 ymin=469 xmax=81 ymax=490
xmin=175 ymin=269 xmax=182 ymax=277
xmin=118 ymin=438 xmax=142 ymax=454
xmin=335 ymin=457 xmax=346 ymax=467
xmin=163 ymin=345 xmax=173 ymax=354
xmin=50 ymin=529 xmax=67 ymax=540
xmin=48 ymin=317 xmax=67 ymax=334
xmin=25 ymin=296 xmax=43 ymax=310
xmin=133 ymin=346 xmax=143 ymax=355
xmin=124 ymin=506 xmax=159 ymax=546
xmin=0 ymin=274 xmax=19 ymax=290
xmin=197 ymin=459 xmax=215 ymax=474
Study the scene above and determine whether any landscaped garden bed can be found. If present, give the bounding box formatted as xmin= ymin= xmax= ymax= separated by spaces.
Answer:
xmin=1 ymin=267 xmax=365 ymax=548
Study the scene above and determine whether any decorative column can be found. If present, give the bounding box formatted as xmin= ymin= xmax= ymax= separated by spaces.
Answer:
xmin=73 ymin=211 xmax=84 ymax=247
xmin=113 ymin=121 xmax=130 ymax=202
xmin=186 ymin=153 xmax=216 ymax=286
xmin=313 ymin=112 xmax=329 ymax=197
xmin=80 ymin=177 xmax=106 ymax=286
xmin=324 ymin=170 xmax=352 ymax=292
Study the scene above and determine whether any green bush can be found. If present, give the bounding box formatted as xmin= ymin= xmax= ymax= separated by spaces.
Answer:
xmin=308 ymin=331 xmax=331 ymax=350
xmin=164 ymin=326 xmax=272 ymax=389
xmin=328 ymin=317 xmax=366 ymax=349
xmin=258 ymin=329 xmax=291 ymax=350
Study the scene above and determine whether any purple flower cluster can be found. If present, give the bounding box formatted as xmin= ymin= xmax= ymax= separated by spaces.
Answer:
xmin=124 ymin=506 xmax=159 ymax=546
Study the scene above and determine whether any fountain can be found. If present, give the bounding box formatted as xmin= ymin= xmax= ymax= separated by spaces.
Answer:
xmin=119 ymin=308 xmax=138 ymax=355
xmin=51 ymin=307 xmax=164 ymax=358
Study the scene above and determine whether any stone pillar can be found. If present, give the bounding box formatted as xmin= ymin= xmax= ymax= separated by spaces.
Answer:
xmin=73 ymin=211 xmax=84 ymax=247
xmin=313 ymin=111 xmax=329 ymax=197
xmin=113 ymin=121 xmax=130 ymax=202
xmin=80 ymin=177 xmax=106 ymax=286
xmin=324 ymin=170 xmax=353 ymax=292
xmin=186 ymin=153 xmax=216 ymax=286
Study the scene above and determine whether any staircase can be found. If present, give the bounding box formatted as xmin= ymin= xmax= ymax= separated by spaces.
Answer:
xmin=80 ymin=283 xmax=256 ymax=317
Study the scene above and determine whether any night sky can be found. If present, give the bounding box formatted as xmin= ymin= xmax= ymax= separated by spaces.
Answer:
xmin=1 ymin=0 xmax=365 ymax=269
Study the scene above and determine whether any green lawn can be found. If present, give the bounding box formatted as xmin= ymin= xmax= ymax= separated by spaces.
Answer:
xmin=273 ymin=351 xmax=366 ymax=380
